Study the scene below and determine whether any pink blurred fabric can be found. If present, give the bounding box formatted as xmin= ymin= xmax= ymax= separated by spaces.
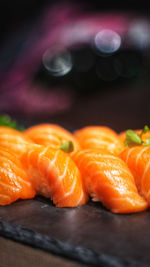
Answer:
xmin=0 ymin=2 xmax=130 ymax=117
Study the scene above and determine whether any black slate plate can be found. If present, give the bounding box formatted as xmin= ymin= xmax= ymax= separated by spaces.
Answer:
xmin=0 ymin=197 xmax=149 ymax=266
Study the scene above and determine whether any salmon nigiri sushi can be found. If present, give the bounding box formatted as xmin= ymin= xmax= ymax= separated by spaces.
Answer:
xmin=0 ymin=126 xmax=33 ymax=157
xmin=120 ymin=146 xmax=150 ymax=205
xmin=72 ymin=149 xmax=148 ymax=213
xmin=0 ymin=148 xmax=35 ymax=205
xmin=21 ymin=145 xmax=88 ymax=207
xmin=24 ymin=124 xmax=80 ymax=153
xmin=74 ymin=126 xmax=124 ymax=155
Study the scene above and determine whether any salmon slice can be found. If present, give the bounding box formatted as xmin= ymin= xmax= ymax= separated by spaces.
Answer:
xmin=24 ymin=124 xmax=80 ymax=153
xmin=72 ymin=149 xmax=148 ymax=213
xmin=0 ymin=126 xmax=33 ymax=157
xmin=120 ymin=146 xmax=150 ymax=205
xmin=0 ymin=148 xmax=35 ymax=205
xmin=74 ymin=126 xmax=124 ymax=155
xmin=21 ymin=145 xmax=88 ymax=207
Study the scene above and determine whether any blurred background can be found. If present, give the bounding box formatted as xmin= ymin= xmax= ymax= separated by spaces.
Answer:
xmin=0 ymin=0 xmax=150 ymax=132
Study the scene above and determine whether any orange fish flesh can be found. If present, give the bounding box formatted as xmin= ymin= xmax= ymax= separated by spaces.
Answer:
xmin=120 ymin=146 xmax=150 ymax=205
xmin=0 ymin=126 xmax=33 ymax=157
xmin=74 ymin=126 xmax=124 ymax=155
xmin=0 ymin=148 xmax=35 ymax=205
xmin=21 ymin=145 xmax=88 ymax=207
xmin=72 ymin=149 xmax=148 ymax=213
xmin=24 ymin=124 xmax=80 ymax=153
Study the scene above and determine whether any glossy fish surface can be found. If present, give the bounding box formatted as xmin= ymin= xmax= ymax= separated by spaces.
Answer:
xmin=74 ymin=126 xmax=124 ymax=155
xmin=72 ymin=149 xmax=148 ymax=213
xmin=0 ymin=148 xmax=35 ymax=205
xmin=21 ymin=145 xmax=88 ymax=207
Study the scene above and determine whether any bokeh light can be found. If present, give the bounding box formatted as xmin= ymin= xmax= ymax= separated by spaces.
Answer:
xmin=129 ymin=20 xmax=150 ymax=49
xmin=43 ymin=47 xmax=72 ymax=77
xmin=94 ymin=29 xmax=121 ymax=54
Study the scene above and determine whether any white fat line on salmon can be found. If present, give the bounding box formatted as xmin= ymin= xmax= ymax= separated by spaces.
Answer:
xmin=61 ymin=169 xmax=78 ymax=201
xmin=111 ymin=166 xmax=135 ymax=180
xmin=33 ymin=134 xmax=60 ymax=143
xmin=96 ymin=171 xmax=136 ymax=192
xmin=49 ymin=156 xmax=71 ymax=194
xmin=58 ymin=157 xmax=70 ymax=182
xmin=87 ymin=133 xmax=120 ymax=144
xmin=0 ymin=134 xmax=27 ymax=143
xmin=34 ymin=130 xmax=70 ymax=140
xmin=0 ymin=141 xmax=27 ymax=149
xmin=77 ymin=188 xmax=84 ymax=205
xmin=84 ymin=138 xmax=114 ymax=146
xmin=92 ymin=167 xmax=134 ymax=182
xmin=83 ymin=160 xmax=111 ymax=171
xmin=0 ymin=193 xmax=11 ymax=200
xmin=27 ymin=149 xmax=35 ymax=166
xmin=84 ymin=158 xmax=133 ymax=179
xmin=0 ymin=179 xmax=21 ymax=191
xmin=73 ymin=151 xmax=106 ymax=167
xmin=37 ymin=146 xmax=50 ymax=166
xmin=125 ymin=147 xmax=136 ymax=164
xmin=17 ymin=176 xmax=32 ymax=187
xmin=0 ymin=150 xmax=16 ymax=158
xmin=0 ymin=155 xmax=31 ymax=186
xmin=42 ymin=150 xmax=61 ymax=194
xmin=111 ymin=195 xmax=146 ymax=206
xmin=31 ymin=130 xmax=56 ymax=135
xmin=79 ymin=151 xmax=113 ymax=159
xmin=99 ymin=154 xmax=118 ymax=160
xmin=75 ymin=155 xmax=134 ymax=180
xmin=46 ymin=149 xmax=60 ymax=178
xmin=83 ymin=160 xmax=99 ymax=170
xmin=0 ymin=166 xmax=22 ymax=187
xmin=55 ymin=168 xmax=78 ymax=203
xmin=63 ymin=169 xmax=77 ymax=198
xmin=97 ymin=176 xmax=135 ymax=193
xmin=135 ymin=147 xmax=149 ymax=167
xmin=83 ymin=131 xmax=116 ymax=139
xmin=0 ymin=155 xmax=26 ymax=175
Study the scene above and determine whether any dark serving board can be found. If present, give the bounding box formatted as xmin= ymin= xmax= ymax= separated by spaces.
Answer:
xmin=0 ymin=198 xmax=150 ymax=266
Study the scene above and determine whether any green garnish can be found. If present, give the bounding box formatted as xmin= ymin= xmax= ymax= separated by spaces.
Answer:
xmin=59 ymin=141 xmax=74 ymax=153
xmin=125 ymin=125 xmax=150 ymax=148
xmin=125 ymin=130 xmax=142 ymax=147
xmin=141 ymin=125 xmax=150 ymax=135
xmin=0 ymin=115 xmax=24 ymax=131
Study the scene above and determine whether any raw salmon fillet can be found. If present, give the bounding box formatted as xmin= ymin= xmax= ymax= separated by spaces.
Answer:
xmin=74 ymin=126 xmax=124 ymax=155
xmin=21 ymin=145 xmax=88 ymax=207
xmin=72 ymin=149 xmax=148 ymax=213
xmin=0 ymin=126 xmax=33 ymax=157
xmin=120 ymin=146 xmax=150 ymax=205
xmin=24 ymin=124 xmax=80 ymax=153
xmin=0 ymin=148 xmax=35 ymax=205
